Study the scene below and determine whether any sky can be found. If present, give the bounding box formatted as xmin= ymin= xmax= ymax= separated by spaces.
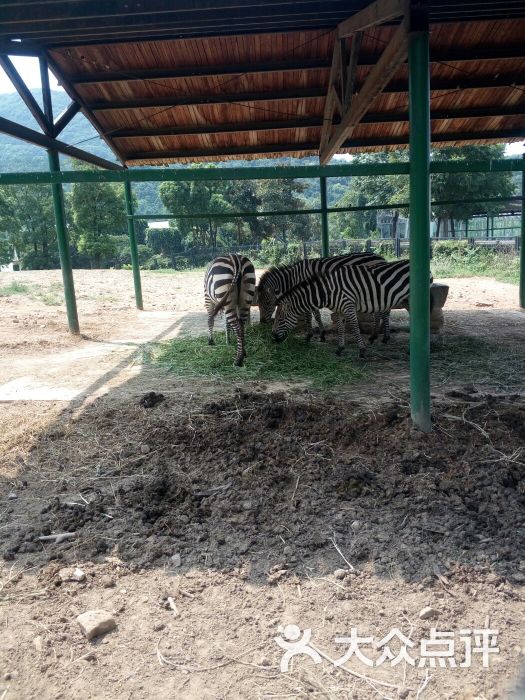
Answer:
xmin=0 ymin=55 xmax=62 ymax=92
xmin=0 ymin=56 xmax=523 ymax=157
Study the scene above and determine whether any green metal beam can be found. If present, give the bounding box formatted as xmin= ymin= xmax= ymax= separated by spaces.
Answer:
xmin=520 ymin=153 xmax=525 ymax=309
xmin=124 ymin=181 xmax=143 ymax=311
xmin=0 ymin=159 xmax=523 ymax=186
xmin=408 ymin=10 xmax=432 ymax=433
xmin=48 ymin=149 xmax=80 ymax=335
xmin=320 ymin=176 xmax=329 ymax=256
xmin=127 ymin=195 xmax=520 ymax=220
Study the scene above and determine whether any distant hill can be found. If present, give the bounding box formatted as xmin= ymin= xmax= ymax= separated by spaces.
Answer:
xmin=0 ymin=89 xmax=116 ymax=171
xmin=0 ymin=88 xmax=350 ymax=212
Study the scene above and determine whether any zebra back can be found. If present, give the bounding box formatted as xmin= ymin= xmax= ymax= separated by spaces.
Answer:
xmin=257 ymin=252 xmax=384 ymax=322
xmin=204 ymin=254 xmax=255 ymax=318
xmin=277 ymin=259 xmax=428 ymax=315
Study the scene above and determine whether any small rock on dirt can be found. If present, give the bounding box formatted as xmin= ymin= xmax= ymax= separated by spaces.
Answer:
xmin=59 ymin=567 xmax=86 ymax=583
xmin=7 ymin=491 xmax=18 ymax=500
xmin=170 ymin=553 xmax=181 ymax=567
xmin=76 ymin=610 xmax=116 ymax=640
xmin=419 ymin=606 xmax=439 ymax=620
xmin=334 ymin=569 xmax=347 ymax=580
xmin=33 ymin=635 xmax=43 ymax=653
xmin=153 ymin=622 xmax=165 ymax=632
xmin=140 ymin=444 xmax=151 ymax=454
xmin=510 ymin=572 xmax=525 ymax=585
xmin=139 ymin=392 xmax=165 ymax=409
xmin=100 ymin=575 xmax=115 ymax=588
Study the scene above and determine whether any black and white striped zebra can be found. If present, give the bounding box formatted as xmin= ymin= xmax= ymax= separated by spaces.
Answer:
xmin=256 ymin=252 xmax=385 ymax=338
xmin=272 ymin=259 xmax=433 ymax=358
xmin=204 ymin=254 xmax=256 ymax=366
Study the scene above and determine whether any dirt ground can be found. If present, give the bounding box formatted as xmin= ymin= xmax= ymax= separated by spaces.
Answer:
xmin=1 ymin=269 xmax=525 ymax=700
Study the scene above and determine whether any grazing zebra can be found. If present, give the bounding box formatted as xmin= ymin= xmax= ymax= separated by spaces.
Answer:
xmin=204 ymin=254 xmax=256 ymax=366
xmin=272 ymin=259 xmax=433 ymax=358
xmin=256 ymin=252 xmax=385 ymax=338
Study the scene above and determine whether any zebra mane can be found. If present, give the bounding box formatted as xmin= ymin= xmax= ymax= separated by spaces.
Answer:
xmin=258 ymin=262 xmax=301 ymax=289
xmin=275 ymin=274 xmax=321 ymax=304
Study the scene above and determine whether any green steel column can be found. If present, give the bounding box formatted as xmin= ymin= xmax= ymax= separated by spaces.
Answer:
xmin=520 ymin=153 xmax=525 ymax=309
xmin=124 ymin=180 xmax=143 ymax=310
xmin=47 ymin=149 xmax=79 ymax=334
xmin=408 ymin=9 xmax=432 ymax=432
xmin=320 ymin=176 xmax=329 ymax=256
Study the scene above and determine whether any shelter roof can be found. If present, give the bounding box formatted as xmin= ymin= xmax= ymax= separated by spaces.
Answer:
xmin=1 ymin=1 xmax=524 ymax=165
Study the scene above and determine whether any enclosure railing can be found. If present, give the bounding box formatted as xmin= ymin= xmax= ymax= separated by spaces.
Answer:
xmin=1 ymin=156 xmax=523 ymax=435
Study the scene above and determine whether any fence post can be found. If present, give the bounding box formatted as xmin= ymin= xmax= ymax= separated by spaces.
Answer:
xmin=320 ymin=176 xmax=329 ymax=256
xmin=124 ymin=181 xmax=143 ymax=310
xmin=395 ymin=236 xmax=401 ymax=257
xmin=48 ymin=149 xmax=80 ymax=334
xmin=408 ymin=1 xmax=432 ymax=433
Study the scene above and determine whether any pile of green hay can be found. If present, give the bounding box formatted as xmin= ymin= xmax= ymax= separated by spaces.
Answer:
xmin=146 ymin=323 xmax=367 ymax=387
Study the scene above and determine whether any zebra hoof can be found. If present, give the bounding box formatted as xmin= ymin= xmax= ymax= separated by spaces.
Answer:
xmin=234 ymin=357 xmax=244 ymax=367
xmin=335 ymin=347 xmax=344 ymax=357
xmin=358 ymin=348 xmax=367 ymax=360
xmin=319 ymin=333 xmax=326 ymax=343
xmin=369 ymin=336 xmax=377 ymax=344
xmin=208 ymin=338 xmax=215 ymax=346
xmin=382 ymin=336 xmax=390 ymax=344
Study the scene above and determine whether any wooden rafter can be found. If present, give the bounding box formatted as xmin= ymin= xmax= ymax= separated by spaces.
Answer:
xmin=338 ymin=0 xmax=406 ymax=38
xmin=343 ymin=31 xmax=362 ymax=110
xmin=319 ymin=39 xmax=341 ymax=155
xmin=319 ymin=0 xmax=408 ymax=164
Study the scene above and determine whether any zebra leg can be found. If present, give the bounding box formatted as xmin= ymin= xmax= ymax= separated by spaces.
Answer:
xmin=205 ymin=299 xmax=215 ymax=346
xmin=313 ymin=308 xmax=326 ymax=342
xmin=343 ymin=305 xmax=366 ymax=359
xmin=239 ymin=305 xmax=251 ymax=357
xmin=381 ymin=312 xmax=391 ymax=343
xmin=334 ymin=314 xmax=346 ymax=356
xmin=304 ymin=313 xmax=313 ymax=342
xmin=231 ymin=316 xmax=246 ymax=366
xmin=370 ymin=313 xmax=381 ymax=343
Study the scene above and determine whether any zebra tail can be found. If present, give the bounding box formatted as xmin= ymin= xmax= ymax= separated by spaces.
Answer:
xmin=209 ymin=266 xmax=241 ymax=321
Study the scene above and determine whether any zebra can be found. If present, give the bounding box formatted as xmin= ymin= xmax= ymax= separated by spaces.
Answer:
xmin=256 ymin=252 xmax=385 ymax=339
xmin=272 ymin=259 xmax=433 ymax=358
xmin=204 ymin=254 xmax=256 ymax=366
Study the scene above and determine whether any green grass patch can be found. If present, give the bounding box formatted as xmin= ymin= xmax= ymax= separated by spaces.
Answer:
xmin=431 ymin=334 xmax=524 ymax=390
xmin=432 ymin=254 xmax=519 ymax=285
xmin=145 ymin=323 xmax=368 ymax=387
xmin=0 ymin=280 xmax=32 ymax=296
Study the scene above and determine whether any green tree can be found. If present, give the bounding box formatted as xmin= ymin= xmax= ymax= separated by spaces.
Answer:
xmin=70 ymin=162 xmax=127 ymax=267
xmin=159 ymin=166 xmax=237 ymax=250
xmin=334 ymin=152 xmax=408 ymax=239
xmin=431 ymin=145 xmax=515 ymax=237
xmin=257 ymin=178 xmax=307 ymax=243
xmin=0 ymin=184 xmax=57 ymax=268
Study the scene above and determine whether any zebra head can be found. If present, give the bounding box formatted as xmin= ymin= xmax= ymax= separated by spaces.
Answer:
xmin=271 ymin=301 xmax=299 ymax=343
xmin=257 ymin=285 xmax=277 ymax=324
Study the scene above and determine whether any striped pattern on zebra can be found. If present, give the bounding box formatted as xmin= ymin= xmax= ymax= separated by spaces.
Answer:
xmin=256 ymin=252 xmax=385 ymax=339
xmin=204 ymin=254 xmax=256 ymax=366
xmin=272 ymin=259 xmax=433 ymax=358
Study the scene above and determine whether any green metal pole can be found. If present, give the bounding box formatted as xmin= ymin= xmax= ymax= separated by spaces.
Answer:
xmin=408 ymin=8 xmax=432 ymax=432
xmin=320 ymin=176 xmax=329 ymax=256
xmin=47 ymin=149 xmax=80 ymax=334
xmin=124 ymin=180 xmax=143 ymax=310
xmin=520 ymin=153 xmax=525 ymax=309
